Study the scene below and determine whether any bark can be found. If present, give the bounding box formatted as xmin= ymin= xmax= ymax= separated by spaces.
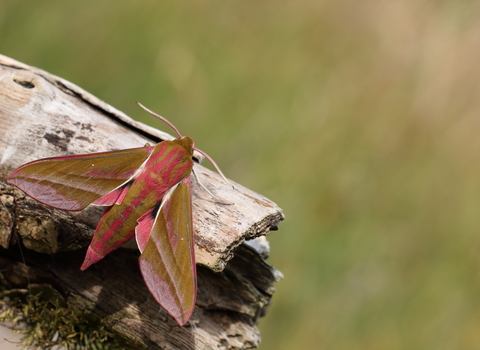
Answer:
xmin=0 ymin=54 xmax=284 ymax=349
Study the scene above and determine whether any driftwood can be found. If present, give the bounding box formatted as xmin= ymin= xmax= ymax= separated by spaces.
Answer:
xmin=0 ymin=55 xmax=284 ymax=349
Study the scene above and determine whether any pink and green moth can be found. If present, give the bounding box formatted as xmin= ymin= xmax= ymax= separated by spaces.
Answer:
xmin=7 ymin=102 xmax=230 ymax=326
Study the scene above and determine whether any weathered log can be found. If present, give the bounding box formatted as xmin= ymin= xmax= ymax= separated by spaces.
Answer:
xmin=0 ymin=55 xmax=283 ymax=349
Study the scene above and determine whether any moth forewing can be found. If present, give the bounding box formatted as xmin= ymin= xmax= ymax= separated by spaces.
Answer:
xmin=138 ymin=176 xmax=196 ymax=326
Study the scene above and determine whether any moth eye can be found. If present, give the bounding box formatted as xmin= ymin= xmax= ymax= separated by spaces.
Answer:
xmin=192 ymin=150 xmax=204 ymax=164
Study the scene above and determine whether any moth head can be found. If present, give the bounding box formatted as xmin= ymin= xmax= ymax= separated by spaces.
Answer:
xmin=136 ymin=101 xmax=232 ymax=188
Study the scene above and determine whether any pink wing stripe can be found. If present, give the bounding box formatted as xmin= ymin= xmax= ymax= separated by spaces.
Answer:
xmin=136 ymin=208 xmax=156 ymax=252
xmin=91 ymin=183 xmax=131 ymax=206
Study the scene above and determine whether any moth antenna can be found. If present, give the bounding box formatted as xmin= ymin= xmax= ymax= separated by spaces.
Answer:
xmin=136 ymin=101 xmax=183 ymax=139
xmin=194 ymin=148 xmax=233 ymax=188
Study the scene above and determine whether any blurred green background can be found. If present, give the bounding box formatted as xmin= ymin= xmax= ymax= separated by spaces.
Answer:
xmin=2 ymin=1 xmax=480 ymax=349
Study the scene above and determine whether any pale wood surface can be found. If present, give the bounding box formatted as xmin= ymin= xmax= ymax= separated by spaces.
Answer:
xmin=0 ymin=55 xmax=283 ymax=349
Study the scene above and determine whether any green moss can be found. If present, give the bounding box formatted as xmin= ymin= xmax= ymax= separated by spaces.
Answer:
xmin=0 ymin=285 xmax=132 ymax=350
